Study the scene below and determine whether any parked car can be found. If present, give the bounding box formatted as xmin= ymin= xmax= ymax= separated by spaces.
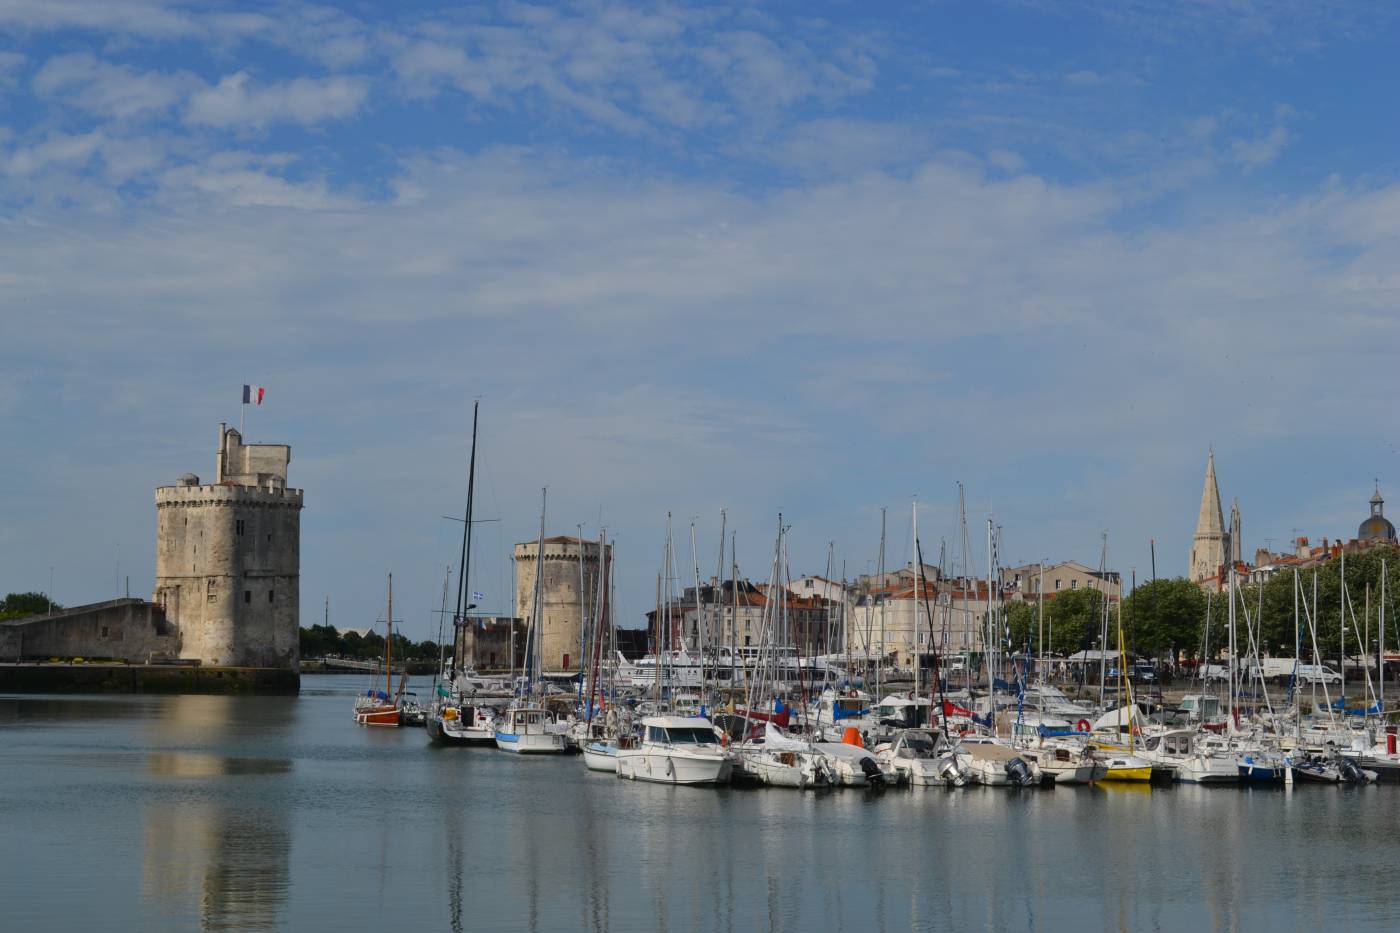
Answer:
xmin=1129 ymin=663 xmax=1157 ymax=684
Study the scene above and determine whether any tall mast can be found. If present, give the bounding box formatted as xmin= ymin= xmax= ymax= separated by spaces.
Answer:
xmin=1098 ymin=532 xmax=1109 ymax=708
xmin=455 ymin=402 xmax=480 ymax=665
xmin=913 ymin=498 xmax=920 ymax=700
xmin=385 ymin=573 xmax=394 ymax=699
xmin=986 ymin=518 xmax=995 ymax=713
xmin=713 ymin=510 xmax=727 ymax=694
xmin=1381 ymin=559 xmax=1387 ymax=717
xmin=1332 ymin=546 xmax=1344 ymax=706
xmin=690 ymin=518 xmax=703 ymax=684
xmin=577 ymin=523 xmax=587 ymax=699
xmin=1038 ymin=562 xmax=1045 ymax=682
xmin=877 ymin=507 xmax=886 ymax=700
xmin=528 ymin=488 xmax=547 ymax=695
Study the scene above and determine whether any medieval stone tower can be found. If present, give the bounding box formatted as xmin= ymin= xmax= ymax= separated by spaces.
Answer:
xmin=153 ymin=424 xmax=302 ymax=669
xmin=513 ymin=536 xmax=612 ymax=674
xmin=1189 ymin=449 xmax=1229 ymax=587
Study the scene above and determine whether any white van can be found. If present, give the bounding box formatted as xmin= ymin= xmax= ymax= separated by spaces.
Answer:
xmin=1295 ymin=664 xmax=1342 ymax=685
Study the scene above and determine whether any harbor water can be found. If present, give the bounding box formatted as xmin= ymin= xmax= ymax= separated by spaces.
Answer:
xmin=3 ymin=674 xmax=1399 ymax=932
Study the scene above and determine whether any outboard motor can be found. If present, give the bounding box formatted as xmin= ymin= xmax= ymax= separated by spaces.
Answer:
xmin=1005 ymin=756 xmax=1036 ymax=787
xmin=1338 ymin=757 xmax=1367 ymax=784
xmin=858 ymin=755 xmax=884 ymax=788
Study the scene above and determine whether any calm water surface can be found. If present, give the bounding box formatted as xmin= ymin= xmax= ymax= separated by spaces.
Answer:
xmin=3 ymin=674 xmax=1399 ymax=932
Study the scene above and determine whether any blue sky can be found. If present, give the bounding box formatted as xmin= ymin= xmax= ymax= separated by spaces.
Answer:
xmin=2 ymin=1 xmax=1398 ymax=641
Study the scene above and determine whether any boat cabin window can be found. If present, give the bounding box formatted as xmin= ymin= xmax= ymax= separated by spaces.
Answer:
xmin=664 ymin=727 xmax=717 ymax=745
xmin=902 ymin=732 xmax=936 ymax=756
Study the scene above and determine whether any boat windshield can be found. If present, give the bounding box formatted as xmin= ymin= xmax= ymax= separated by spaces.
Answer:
xmin=663 ymin=727 xmax=718 ymax=745
xmin=901 ymin=732 xmax=937 ymax=756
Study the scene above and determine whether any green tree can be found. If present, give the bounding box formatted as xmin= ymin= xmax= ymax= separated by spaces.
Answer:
xmin=1005 ymin=588 xmax=1106 ymax=656
xmin=1253 ymin=547 xmax=1400 ymax=663
xmin=1122 ymin=577 xmax=1207 ymax=662
xmin=0 ymin=592 xmax=60 ymax=620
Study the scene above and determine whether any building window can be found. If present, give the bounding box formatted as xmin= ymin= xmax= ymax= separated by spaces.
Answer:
xmin=100 ymin=626 xmax=109 ymax=638
xmin=207 ymin=594 xmax=217 ymax=604
xmin=244 ymin=590 xmax=251 ymax=604
xmin=1071 ymin=580 xmax=1078 ymax=589
xmin=236 ymin=520 xmax=245 ymax=535
xmin=268 ymin=590 xmax=275 ymax=603
xmin=1054 ymin=579 xmax=1061 ymax=590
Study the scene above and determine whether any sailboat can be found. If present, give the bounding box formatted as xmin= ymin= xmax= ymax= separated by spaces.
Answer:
xmin=494 ymin=489 xmax=568 ymax=755
xmin=427 ymin=402 xmax=502 ymax=747
xmin=353 ymin=574 xmax=403 ymax=727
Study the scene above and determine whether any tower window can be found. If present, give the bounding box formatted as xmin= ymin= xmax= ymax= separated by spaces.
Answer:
xmin=268 ymin=590 xmax=275 ymax=603
xmin=244 ymin=590 xmax=251 ymax=604
xmin=236 ymin=520 xmax=245 ymax=535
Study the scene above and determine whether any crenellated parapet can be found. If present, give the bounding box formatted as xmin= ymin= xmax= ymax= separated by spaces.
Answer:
xmin=156 ymin=484 xmax=303 ymax=510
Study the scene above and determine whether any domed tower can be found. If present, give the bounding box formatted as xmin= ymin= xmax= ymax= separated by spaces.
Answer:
xmin=153 ymin=424 xmax=303 ymax=668
xmin=1358 ymin=483 xmax=1396 ymax=543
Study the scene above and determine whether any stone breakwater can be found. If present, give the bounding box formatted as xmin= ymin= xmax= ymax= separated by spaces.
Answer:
xmin=0 ymin=663 xmax=299 ymax=695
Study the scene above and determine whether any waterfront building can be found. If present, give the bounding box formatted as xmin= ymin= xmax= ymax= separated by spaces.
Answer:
xmin=513 ymin=536 xmax=612 ymax=674
xmin=644 ymin=581 xmax=827 ymax=655
xmin=1000 ymin=561 xmax=1121 ymax=601
xmin=153 ymin=424 xmax=303 ymax=668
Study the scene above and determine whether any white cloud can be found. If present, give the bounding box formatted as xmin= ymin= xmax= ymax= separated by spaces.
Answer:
xmin=185 ymin=71 xmax=369 ymax=129
xmin=0 ymin=0 xmax=199 ymax=38
xmin=1229 ymin=124 xmax=1291 ymax=168
xmin=33 ymin=52 xmax=192 ymax=119
xmin=3 ymin=129 xmax=102 ymax=175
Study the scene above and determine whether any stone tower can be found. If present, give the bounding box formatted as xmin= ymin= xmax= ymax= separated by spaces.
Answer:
xmin=154 ymin=424 xmax=302 ymax=668
xmin=1189 ymin=449 xmax=1228 ymax=586
xmin=513 ymin=536 xmax=612 ymax=674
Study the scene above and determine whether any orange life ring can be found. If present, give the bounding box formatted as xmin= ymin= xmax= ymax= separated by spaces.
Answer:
xmin=1076 ymin=719 xmax=1091 ymax=733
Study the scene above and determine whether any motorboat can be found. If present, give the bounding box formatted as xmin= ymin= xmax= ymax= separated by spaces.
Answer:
xmin=494 ymin=705 xmax=568 ymax=754
xmin=1139 ymin=729 xmax=1237 ymax=784
xmin=812 ymin=739 xmax=899 ymax=787
xmin=1289 ymin=753 xmax=1376 ymax=784
xmin=1018 ymin=739 xmax=1104 ymax=785
xmin=733 ymin=724 xmax=834 ymax=789
xmin=616 ymin=717 xmax=733 ymax=785
xmin=959 ymin=736 xmax=1041 ymax=787
xmin=874 ymin=729 xmax=969 ymax=786
xmin=426 ymin=701 xmax=497 ymax=746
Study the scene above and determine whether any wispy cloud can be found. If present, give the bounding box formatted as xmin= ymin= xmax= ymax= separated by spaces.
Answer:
xmin=185 ymin=71 xmax=369 ymax=129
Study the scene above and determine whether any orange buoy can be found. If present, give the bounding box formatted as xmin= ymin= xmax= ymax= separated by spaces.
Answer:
xmin=842 ymin=726 xmax=864 ymax=748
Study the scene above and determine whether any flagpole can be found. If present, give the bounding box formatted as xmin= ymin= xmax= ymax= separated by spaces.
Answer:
xmin=239 ymin=396 xmax=245 ymax=435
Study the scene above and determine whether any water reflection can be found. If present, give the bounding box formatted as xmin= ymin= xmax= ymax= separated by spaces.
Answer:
xmin=136 ymin=695 xmax=295 ymax=932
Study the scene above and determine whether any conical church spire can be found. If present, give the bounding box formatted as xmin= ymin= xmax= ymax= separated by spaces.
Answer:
xmin=1189 ymin=448 xmax=1228 ymax=586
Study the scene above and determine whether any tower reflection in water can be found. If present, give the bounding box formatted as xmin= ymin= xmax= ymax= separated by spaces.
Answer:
xmin=139 ymin=695 xmax=294 ymax=931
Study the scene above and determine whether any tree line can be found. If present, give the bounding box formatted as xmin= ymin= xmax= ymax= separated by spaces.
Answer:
xmin=0 ymin=592 xmax=60 ymax=620
xmin=298 ymin=622 xmax=444 ymax=663
xmin=1002 ymin=547 xmax=1400 ymax=664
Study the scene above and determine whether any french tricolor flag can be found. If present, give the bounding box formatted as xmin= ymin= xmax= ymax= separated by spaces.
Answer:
xmin=242 ymin=385 xmax=265 ymax=405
